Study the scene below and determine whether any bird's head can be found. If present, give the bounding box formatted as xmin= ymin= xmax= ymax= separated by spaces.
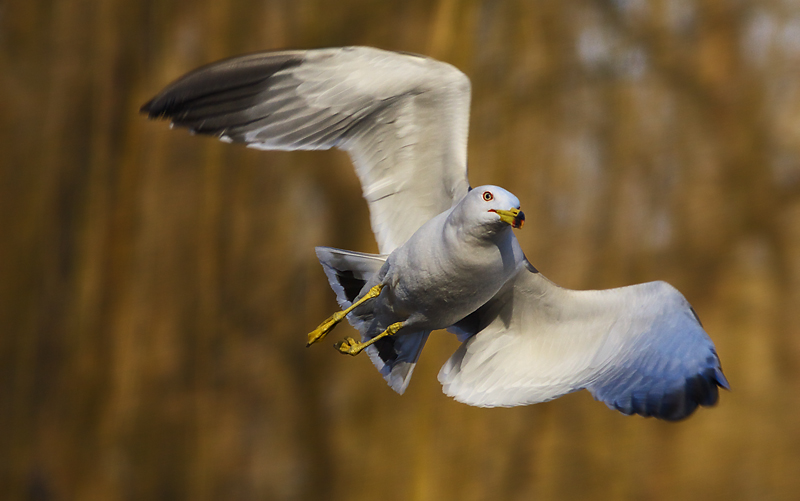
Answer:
xmin=458 ymin=185 xmax=525 ymax=232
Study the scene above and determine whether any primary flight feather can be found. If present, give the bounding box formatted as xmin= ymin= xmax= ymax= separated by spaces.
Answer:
xmin=143 ymin=46 xmax=728 ymax=420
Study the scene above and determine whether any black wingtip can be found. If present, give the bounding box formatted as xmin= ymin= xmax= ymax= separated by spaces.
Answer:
xmin=714 ymin=366 xmax=731 ymax=392
xmin=139 ymin=91 xmax=178 ymax=119
xmin=139 ymin=98 xmax=159 ymax=117
xmin=139 ymin=51 xmax=305 ymax=124
xmin=662 ymin=367 xmax=729 ymax=421
xmin=608 ymin=365 xmax=730 ymax=422
xmin=139 ymin=98 xmax=155 ymax=115
xmin=140 ymin=92 xmax=186 ymax=119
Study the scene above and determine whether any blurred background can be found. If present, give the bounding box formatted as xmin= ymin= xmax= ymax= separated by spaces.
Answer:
xmin=2 ymin=0 xmax=799 ymax=499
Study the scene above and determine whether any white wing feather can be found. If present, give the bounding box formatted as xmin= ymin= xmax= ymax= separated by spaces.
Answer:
xmin=440 ymin=252 xmax=729 ymax=420
xmin=142 ymin=46 xmax=472 ymax=253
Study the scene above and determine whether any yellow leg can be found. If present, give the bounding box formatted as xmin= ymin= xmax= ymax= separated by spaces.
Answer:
xmin=306 ymin=284 xmax=384 ymax=347
xmin=334 ymin=321 xmax=404 ymax=356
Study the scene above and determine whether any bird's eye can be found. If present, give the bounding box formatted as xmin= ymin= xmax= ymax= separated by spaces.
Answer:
xmin=483 ymin=191 xmax=493 ymax=201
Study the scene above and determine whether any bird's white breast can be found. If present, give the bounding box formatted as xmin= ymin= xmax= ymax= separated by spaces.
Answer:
xmin=378 ymin=211 xmax=518 ymax=329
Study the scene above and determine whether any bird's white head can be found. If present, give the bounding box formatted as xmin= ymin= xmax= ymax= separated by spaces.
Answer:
xmin=457 ymin=185 xmax=525 ymax=231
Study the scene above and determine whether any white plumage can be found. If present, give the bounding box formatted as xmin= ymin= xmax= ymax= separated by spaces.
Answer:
xmin=143 ymin=46 xmax=728 ymax=420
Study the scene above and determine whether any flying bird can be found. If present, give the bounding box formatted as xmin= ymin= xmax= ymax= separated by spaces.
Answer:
xmin=142 ymin=46 xmax=728 ymax=420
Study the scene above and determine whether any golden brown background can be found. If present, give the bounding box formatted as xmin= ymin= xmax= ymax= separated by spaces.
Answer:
xmin=2 ymin=0 xmax=799 ymax=499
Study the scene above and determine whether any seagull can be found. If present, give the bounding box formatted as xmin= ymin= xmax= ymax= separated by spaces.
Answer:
xmin=142 ymin=46 xmax=728 ymax=420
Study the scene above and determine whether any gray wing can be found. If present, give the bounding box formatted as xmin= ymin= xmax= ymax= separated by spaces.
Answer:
xmin=142 ymin=46 xmax=472 ymax=254
xmin=440 ymin=259 xmax=729 ymax=421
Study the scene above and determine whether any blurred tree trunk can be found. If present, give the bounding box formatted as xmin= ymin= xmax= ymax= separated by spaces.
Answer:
xmin=2 ymin=0 xmax=800 ymax=499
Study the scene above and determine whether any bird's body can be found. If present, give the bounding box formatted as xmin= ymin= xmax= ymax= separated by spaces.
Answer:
xmin=365 ymin=186 xmax=522 ymax=333
xmin=143 ymin=46 xmax=729 ymax=420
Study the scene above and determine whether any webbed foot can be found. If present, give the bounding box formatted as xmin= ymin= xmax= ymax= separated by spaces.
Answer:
xmin=333 ymin=321 xmax=404 ymax=357
xmin=334 ymin=337 xmax=363 ymax=356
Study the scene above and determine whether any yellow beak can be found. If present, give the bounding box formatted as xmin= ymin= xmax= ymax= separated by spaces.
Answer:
xmin=492 ymin=208 xmax=525 ymax=228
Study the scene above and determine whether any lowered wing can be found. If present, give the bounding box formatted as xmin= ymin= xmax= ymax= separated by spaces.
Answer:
xmin=440 ymin=253 xmax=729 ymax=421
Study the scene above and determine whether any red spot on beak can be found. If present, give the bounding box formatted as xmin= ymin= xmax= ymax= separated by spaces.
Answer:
xmin=513 ymin=211 xmax=525 ymax=228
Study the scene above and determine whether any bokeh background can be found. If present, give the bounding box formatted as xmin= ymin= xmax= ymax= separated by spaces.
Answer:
xmin=3 ymin=0 xmax=800 ymax=499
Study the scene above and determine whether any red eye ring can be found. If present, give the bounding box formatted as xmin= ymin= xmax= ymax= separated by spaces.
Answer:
xmin=483 ymin=191 xmax=493 ymax=201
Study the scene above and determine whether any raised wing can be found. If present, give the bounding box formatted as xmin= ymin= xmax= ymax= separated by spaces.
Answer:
xmin=440 ymin=260 xmax=729 ymax=421
xmin=142 ymin=46 xmax=472 ymax=253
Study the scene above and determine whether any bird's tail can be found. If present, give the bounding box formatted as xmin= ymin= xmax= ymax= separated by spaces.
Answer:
xmin=314 ymin=246 xmax=430 ymax=394
xmin=315 ymin=247 xmax=386 ymax=310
